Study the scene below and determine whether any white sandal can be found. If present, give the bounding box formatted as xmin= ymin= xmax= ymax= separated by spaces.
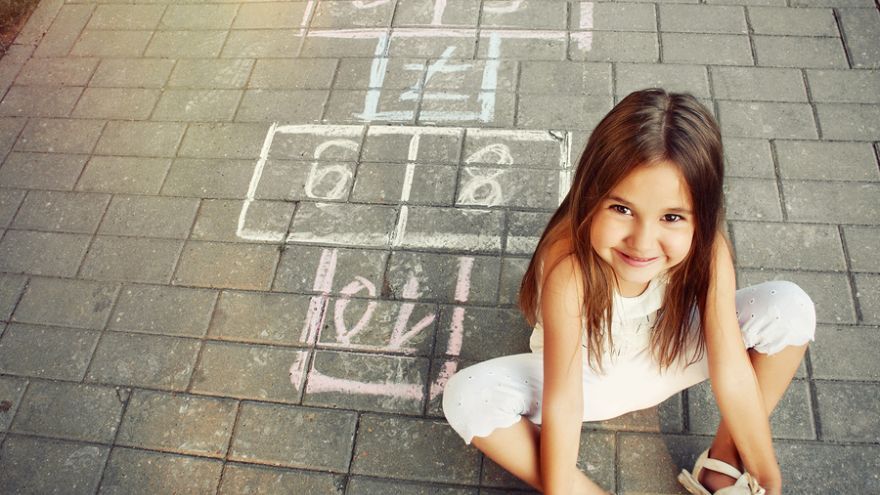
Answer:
xmin=678 ymin=449 xmax=767 ymax=495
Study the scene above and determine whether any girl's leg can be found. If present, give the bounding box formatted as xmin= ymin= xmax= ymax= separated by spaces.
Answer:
xmin=700 ymin=343 xmax=808 ymax=491
xmin=471 ymin=418 xmax=608 ymax=495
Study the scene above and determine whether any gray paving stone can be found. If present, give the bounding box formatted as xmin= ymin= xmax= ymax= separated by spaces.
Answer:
xmin=617 ymin=433 xmax=706 ymax=494
xmin=748 ymin=6 xmax=838 ymax=36
xmin=0 ymin=274 xmax=26 ymax=321
xmin=236 ymin=89 xmax=328 ymax=122
xmin=15 ymin=57 xmax=97 ymax=87
xmin=387 ymin=251 xmax=499 ymax=305
xmin=732 ymin=222 xmax=846 ymax=271
xmin=0 ymin=323 xmax=98 ymax=380
xmin=0 ymin=46 xmax=33 ymax=99
xmin=233 ymin=2 xmax=308 ymax=29
xmin=776 ymin=140 xmax=878 ymax=181
xmin=80 ymin=236 xmax=183 ymax=284
xmin=592 ymin=395 xmax=684 ymax=434
xmin=209 ymin=291 xmax=311 ymax=345
xmin=457 ymin=167 xmax=560 ymax=209
xmin=14 ymin=118 xmax=105 ymax=154
xmin=250 ymin=59 xmax=337 ymax=89
xmin=89 ymin=58 xmax=175 ymax=88
xmin=776 ymin=441 xmax=880 ymax=493
xmin=0 ymin=436 xmax=108 ymax=495
xmin=570 ymin=31 xmax=659 ymax=63
xmin=476 ymin=36 xmax=566 ymax=61
xmin=311 ymin=0 xmax=394 ymax=28
xmin=71 ymin=30 xmax=152 ymax=57
xmin=791 ymin=0 xmax=872 ymax=5
xmin=498 ymin=256 xmax=528 ymax=305
xmin=385 ymin=36 xmax=476 ymax=59
xmin=783 ymin=180 xmax=880 ymax=224
xmin=100 ymin=448 xmax=223 ymax=495
xmin=0 ymin=376 xmax=26 ymax=430
xmin=839 ymin=8 xmax=880 ymax=69
xmin=519 ymin=62 xmax=611 ymax=95
xmin=12 ymin=277 xmax=118 ymax=330
xmin=0 ymin=117 xmax=26 ymax=156
xmin=362 ymin=128 xmax=462 ymax=163
xmin=77 ymin=156 xmax=172 ymax=194
xmin=347 ymin=476 xmax=475 ymax=495
xmin=324 ymin=89 xmax=416 ymax=124
xmin=12 ymin=190 xmax=109 ymax=233
xmin=687 ymin=379 xmax=815 ymax=440
xmin=110 ymin=284 xmax=216 ymax=337
xmin=173 ymin=241 xmax=279 ymax=290
xmin=0 ymin=86 xmax=82 ymax=117
xmin=168 ymin=59 xmax=253 ymax=89
xmin=178 ymin=123 xmax=270 ymax=159
xmin=506 ymin=211 xmax=552 ymax=256
xmin=352 ymin=415 xmax=480 ymax=484
xmin=351 ymin=163 xmax=457 ymax=205
xmin=274 ymin=244 xmax=388 ymax=295
xmin=435 ymin=306 xmax=530 ymax=360
xmin=518 ymin=94 xmax=612 ymax=130
xmin=0 ymin=230 xmax=90 ymax=277
xmin=222 ymin=30 xmax=303 ymax=58
xmin=160 ymin=4 xmax=237 ymax=30
xmin=230 ymin=402 xmax=357 ymax=471
xmin=0 ymin=190 xmax=25 ymax=229
xmin=95 ymin=121 xmax=184 ymax=160
xmin=660 ymin=4 xmax=746 ymax=34
xmin=815 ymin=103 xmax=880 ymax=141
xmin=192 ymin=199 xmax=295 ymax=242
xmin=87 ymin=4 xmax=165 ymax=30
xmin=724 ymin=138 xmax=774 ymax=179
xmin=145 ymin=30 xmax=228 ymax=58
xmin=815 ymin=381 xmax=879 ymax=442
xmin=334 ymin=57 xmax=426 ymax=90
xmin=0 ymin=152 xmax=88 ymax=189
xmin=482 ymin=429 xmax=615 ymax=491
xmin=738 ymin=269 xmax=855 ymax=324
xmin=811 ymin=325 xmax=880 ymax=380
xmin=723 ymin=177 xmax=783 ymax=221
xmin=152 ymin=89 xmax=241 ymax=122
xmin=718 ymin=101 xmax=817 ymax=139
xmin=616 ymin=63 xmax=709 ymax=99
xmin=32 ymin=4 xmax=94 ymax=58
xmin=423 ymin=59 xmax=518 ymax=93
xmin=807 ymin=69 xmax=880 ymax=103
xmin=712 ymin=67 xmax=807 ymax=102
xmin=303 ymin=350 xmax=429 ymax=414
xmin=99 ymin=195 xmax=198 ymax=238
xmin=844 ymin=226 xmax=880 ymax=272
xmin=481 ymin=0 xmax=565 ymax=29
xmin=288 ymin=202 xmax=397 ymax=247
xmin=219 ymin=463 xmax=345 ymax=495
xmin=662 ymin=33 xmax=752 ymax=65
xmin=87 ymin=332 xmax=199 ymax=390
xmin=162 ymin=158 xmax=256 ymax=198
xmin=190 ymin=341 xmax=301 ymax=401
xmin=753 ymin=36 xmax=848 ymax=69
xmin=393 ymin=0 xmax=479 ymax=27
xmin=855 ymin=273 xmax=880 ymax=324
xmin=405 ymin=206 xmax=504 ymax=252
xmin=117 ymin=389 xmax=237 ymax=457
xmin=12 ymin=381 xmax=124 ymax=442
xmin=318 ymin=297 xmax=437 ymax=354
xmin=572 ymin=2 xmax=656 ymax=32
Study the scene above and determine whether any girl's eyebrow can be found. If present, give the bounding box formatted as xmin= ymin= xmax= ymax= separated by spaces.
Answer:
xmin=608 ymin=195 xmax=693 ymax=215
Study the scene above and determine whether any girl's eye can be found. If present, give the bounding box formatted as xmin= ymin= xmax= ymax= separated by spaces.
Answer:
xmin=663 ymin=214 xmax=684 ymax=222
xmin=611 ymin=204 xmax=631 ymax=215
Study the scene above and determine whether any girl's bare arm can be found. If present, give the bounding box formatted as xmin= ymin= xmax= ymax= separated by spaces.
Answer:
xmin=539 ymin=255 xmax=587 ymax=494
xmin=704 ymin=233 xmax=782 ymax=491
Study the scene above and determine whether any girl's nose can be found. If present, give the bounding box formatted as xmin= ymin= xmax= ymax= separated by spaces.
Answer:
xmin=627 ymin=220 xmax=656 ymax=252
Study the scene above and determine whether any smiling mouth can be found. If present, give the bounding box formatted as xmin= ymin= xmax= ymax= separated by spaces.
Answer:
xmin=615 ymin=250 xmax=659 ymax=266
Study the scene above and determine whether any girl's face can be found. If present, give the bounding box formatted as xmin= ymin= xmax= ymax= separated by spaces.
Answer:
xmin=590 ymin=161 xmax=696 ymax=297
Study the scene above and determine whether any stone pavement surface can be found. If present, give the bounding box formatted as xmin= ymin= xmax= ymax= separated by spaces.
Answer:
xmin=0 ymin=0 xmax=878 ymax=493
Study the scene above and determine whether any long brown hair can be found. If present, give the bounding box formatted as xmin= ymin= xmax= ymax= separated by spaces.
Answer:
xmin=519 ymin=89 xmax=725 ymax=372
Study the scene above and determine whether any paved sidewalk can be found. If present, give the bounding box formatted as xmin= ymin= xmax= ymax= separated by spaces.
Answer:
xmin=0 ymin=0 xmax=878 ymax=493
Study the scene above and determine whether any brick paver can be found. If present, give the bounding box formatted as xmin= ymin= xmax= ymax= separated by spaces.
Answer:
xmin=0 ymin=0 xmax=878 ymax=493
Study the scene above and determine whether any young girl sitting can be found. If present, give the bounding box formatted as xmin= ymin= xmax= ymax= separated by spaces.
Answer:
xmin=442 ymin=89 xmax=815 ymax=495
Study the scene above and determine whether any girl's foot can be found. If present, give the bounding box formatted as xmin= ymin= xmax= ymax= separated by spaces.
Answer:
xmin=698 ymin=448 xmax=740 ymax=493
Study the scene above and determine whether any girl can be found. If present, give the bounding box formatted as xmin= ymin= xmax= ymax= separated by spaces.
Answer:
xmin=442 ymin=89 xmax=815 ymax=495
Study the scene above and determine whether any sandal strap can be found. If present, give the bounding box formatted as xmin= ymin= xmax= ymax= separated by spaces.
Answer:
xmin=700 ymin=457 xmax=745 ymax=480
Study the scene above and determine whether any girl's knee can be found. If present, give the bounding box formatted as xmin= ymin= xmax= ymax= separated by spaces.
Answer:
xmin=739 ymin=281 xmax=816 ymax=354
